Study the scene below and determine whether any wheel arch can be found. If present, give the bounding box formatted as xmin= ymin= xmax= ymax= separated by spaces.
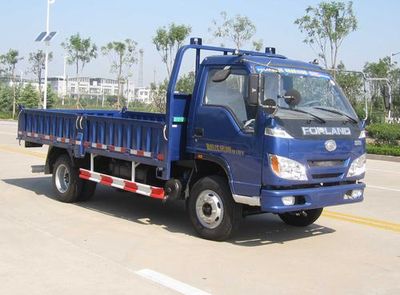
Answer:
xmin=45 ymin=146 xmax=73 ymax=174
xmin=190 ymin=156 xmax=234 ymax=193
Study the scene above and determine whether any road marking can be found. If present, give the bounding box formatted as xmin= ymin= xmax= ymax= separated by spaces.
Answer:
xmin=323 ymin=210 xmax=400 ymax=233
xmin=0 ymin=144 xmax=46 ymax=159
xmin=367 ymin=185 xmax=400 ymax=193
xmin=135 ymin=269 xmax=211 ymax=295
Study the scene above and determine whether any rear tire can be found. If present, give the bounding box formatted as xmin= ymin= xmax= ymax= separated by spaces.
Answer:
xmin=52 ymin=154 xmax=81 ymax=203
xmin=278 ymin=208 xmax=323 ymax=227
xmin=52 ymin=154 xmax=96 ymax=203
xmin=77 ymin=181 xmax=97 ymax=202
xmin=188 ymin=176 xmax=242 ymax=241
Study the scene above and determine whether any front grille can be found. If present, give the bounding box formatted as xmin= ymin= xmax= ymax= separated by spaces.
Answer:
xmin=308 ymin=159 xmax=345 ymax=167
xmin=311 ymin=173 xmax=343 ymax=179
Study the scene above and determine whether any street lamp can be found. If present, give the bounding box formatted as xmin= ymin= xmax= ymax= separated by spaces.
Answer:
xmin=35 ymin=0 xmax=57 ymax=109
xmin=390 ymin=51 xmax=400 ymax=65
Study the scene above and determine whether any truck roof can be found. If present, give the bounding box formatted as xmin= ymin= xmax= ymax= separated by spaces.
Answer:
xmin=202 ymin=54 xmax=326 ymax=73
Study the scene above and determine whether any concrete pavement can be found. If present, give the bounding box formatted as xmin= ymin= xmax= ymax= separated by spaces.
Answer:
xmin=0 ymin=120 xmax=399 ymax=295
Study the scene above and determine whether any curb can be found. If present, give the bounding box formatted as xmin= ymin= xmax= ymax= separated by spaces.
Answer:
xmin=367 ymin=153 xmax=400 ymax=163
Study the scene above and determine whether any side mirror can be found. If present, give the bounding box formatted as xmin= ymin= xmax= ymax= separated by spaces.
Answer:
xmin=263 ymin=99 xmax=278 ymax=116
xmin=247 ymin=74 xmax=260 ymax=106
xmin=212 ymin=67 xmax=231 ymax=82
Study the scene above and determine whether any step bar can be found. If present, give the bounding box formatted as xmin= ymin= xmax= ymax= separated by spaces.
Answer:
xmin=79 ymin=168 xmax=165 ymax=200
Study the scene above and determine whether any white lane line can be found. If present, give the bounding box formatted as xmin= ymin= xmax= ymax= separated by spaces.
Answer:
xmin=135 ymin=269 xmax=211 ymax=295
xmin=367 ymin=185 xmax=400 ymax=193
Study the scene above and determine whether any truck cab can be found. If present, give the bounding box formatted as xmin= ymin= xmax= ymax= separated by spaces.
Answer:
xmin=173 ymin=39 xmax=365 ymax=239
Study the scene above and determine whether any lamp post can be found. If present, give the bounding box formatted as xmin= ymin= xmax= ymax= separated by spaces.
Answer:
xmin=390 ymin=51 xmax=400 ymax=65
xmin=42 ymin=0 xmax=56 ymax=109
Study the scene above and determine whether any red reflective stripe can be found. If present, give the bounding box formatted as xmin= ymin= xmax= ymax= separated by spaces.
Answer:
xmin=157 ymin=154 xmax=164 ymax=161
xmin=100 ymin=175 xmax=113 ymax=186
xmin=96 ymin=143 xmax=103 ymax=149
xmin=84 ymin=141 xmax=90 ymax=148
xmin=123 ymin=181 xmax=138 ymax=193
xmin=79 ymin=169 xmax=91 ymax=180
xmin=108 ymin=145 xmax=115 ymax=151
xmin=150 ymin=187 xmax=165 ymax=199
xmin=61 ymin=138 xmax=66 ymax=143
xmin=120 ymin=147 xmax=127 ymax=153
xmin=137 ymin=150 xmax=144 ymax=156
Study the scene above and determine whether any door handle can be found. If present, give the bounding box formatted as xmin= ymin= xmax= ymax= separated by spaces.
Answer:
xmin=194 ymin=128 xmax=204 ymax=138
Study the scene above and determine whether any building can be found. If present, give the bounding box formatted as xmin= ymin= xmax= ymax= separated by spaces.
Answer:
xmin=133 ymin=87 xmax=152 ymax=104
xmin=47 ymin=76 xmax=141 ymax=102
xmin=0 ymin=75 xmax=40 ymax=91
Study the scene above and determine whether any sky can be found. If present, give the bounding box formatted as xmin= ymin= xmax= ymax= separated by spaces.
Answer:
xmin=0 ymin=0 xmax=399 ymax=86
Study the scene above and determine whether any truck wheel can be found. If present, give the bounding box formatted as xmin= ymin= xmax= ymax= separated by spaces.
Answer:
xmin=278 ymin=208 xmax=323 ymax=227
xmin=52 ymin=154 xmax=82 ymax=203
xmin=77 ymin=181 xmax=97 ymax=202
xmin=188 ymin=176 xmax=242 ymax=241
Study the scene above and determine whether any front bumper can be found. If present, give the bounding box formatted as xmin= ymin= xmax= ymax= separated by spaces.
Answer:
xmin=260 ymin=182 xmax=365 ymax=213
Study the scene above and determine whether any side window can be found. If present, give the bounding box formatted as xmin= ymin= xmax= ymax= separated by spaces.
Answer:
xmin=204 ymin=69 xmax=251 ymax=124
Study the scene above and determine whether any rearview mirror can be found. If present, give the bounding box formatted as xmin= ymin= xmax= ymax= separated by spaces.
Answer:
xmin=263 ymin=99 xmax=278 ymax=116
xmin=247 ymin=74 xmax=260 ymax=106
xmin=212 ymin=67 xmax=231 ymax=82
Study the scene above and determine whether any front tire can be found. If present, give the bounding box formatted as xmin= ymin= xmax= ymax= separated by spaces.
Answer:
xmin=188 ymin=176 xmax=242 ymax=241
xmin=278 ymin=208 xmax=323 ymax=227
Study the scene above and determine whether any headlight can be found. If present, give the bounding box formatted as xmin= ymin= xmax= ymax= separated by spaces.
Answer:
xmin=265 ymin=128 xmax=293 ymax=138
xmin=269 ymin=154 xmax=307 ymax=181
xmin=347 ymin=154 xmax=366 ymax=177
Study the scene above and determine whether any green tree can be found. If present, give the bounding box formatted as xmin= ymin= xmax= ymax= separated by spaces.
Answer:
xmin=101 ymin=39 xmax=138 ymax=109
xmin=150 ymin=79 xmax=168 ymax=113
xmin=18 ymin=84 xmax=40 ymax=109
xmin=153 ymin=23 xmax=191 ymax=76
xmin=210 ymin=11 xmax=257 ymax=50
xmin=0 ymin=49 xmax=23 ymax=118
xmin=62 ymin=33 xmax=97 ymax=106
xmin=46 ymin=84 xmax=58 ymax=109
xmin=176 ymin=71 xmax=195 ymax=94
xmin=363 ymin=57 xmax=400 ymax=121
xmin=295 ymin=1 xmax=357 ymax=72
xmin=28 ymin=50 xmax=53 ymax=108
xmin=252 ymin=39 xmax=264 ymax=52
xmin=0 ymin=84 xmax=13 ymax=114
xmin=334 ymin=62 xmax=364 ymax=109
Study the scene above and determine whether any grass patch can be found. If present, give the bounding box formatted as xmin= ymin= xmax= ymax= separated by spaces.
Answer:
xmin=0 ymin=112 xmax=13 ymax=120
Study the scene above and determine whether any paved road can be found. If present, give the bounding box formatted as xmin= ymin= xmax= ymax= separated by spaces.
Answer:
xmin=0 ymin=120 xmax=399 ymax=295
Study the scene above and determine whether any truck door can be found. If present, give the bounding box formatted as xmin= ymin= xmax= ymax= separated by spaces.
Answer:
xmin=189 ymin=67 xmax=263 ymax=197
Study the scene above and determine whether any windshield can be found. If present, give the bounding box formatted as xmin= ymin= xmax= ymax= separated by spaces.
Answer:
xmin=261 ymin=68 xmax=358 ymax=121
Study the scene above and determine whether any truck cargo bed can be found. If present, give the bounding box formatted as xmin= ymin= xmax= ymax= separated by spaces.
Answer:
xmin=17 ymin=108 xmax=168 ymax=170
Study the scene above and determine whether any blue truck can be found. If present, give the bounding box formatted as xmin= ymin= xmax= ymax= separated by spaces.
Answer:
xmin=17 ymin=38 xmax=366 ymax=240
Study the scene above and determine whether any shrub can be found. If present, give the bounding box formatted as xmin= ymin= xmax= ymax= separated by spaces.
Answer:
xmin=367 ymin=144 xmax=400 ymax=157
xmin=366 ymin=123 xmax=400 ymax=145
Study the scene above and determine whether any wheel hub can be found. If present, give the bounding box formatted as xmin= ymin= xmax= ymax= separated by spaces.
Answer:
xmin=195 ymin=190 xmax=224 ymax=229
xmin=55 ymin=164 xmax=70 ymax=194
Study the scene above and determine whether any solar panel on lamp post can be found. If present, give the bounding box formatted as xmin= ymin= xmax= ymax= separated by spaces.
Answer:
xmin=390 ymin=51 xmax=400 ymax=65
xmin=35 ymin=0 xmax=56 ymax=109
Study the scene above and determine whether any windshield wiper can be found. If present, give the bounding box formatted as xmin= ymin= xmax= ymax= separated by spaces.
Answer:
xmin=280 ymin=106 xmax=326 ymax=123
xmin=313 ymin=107 xmax=358 ymax=124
